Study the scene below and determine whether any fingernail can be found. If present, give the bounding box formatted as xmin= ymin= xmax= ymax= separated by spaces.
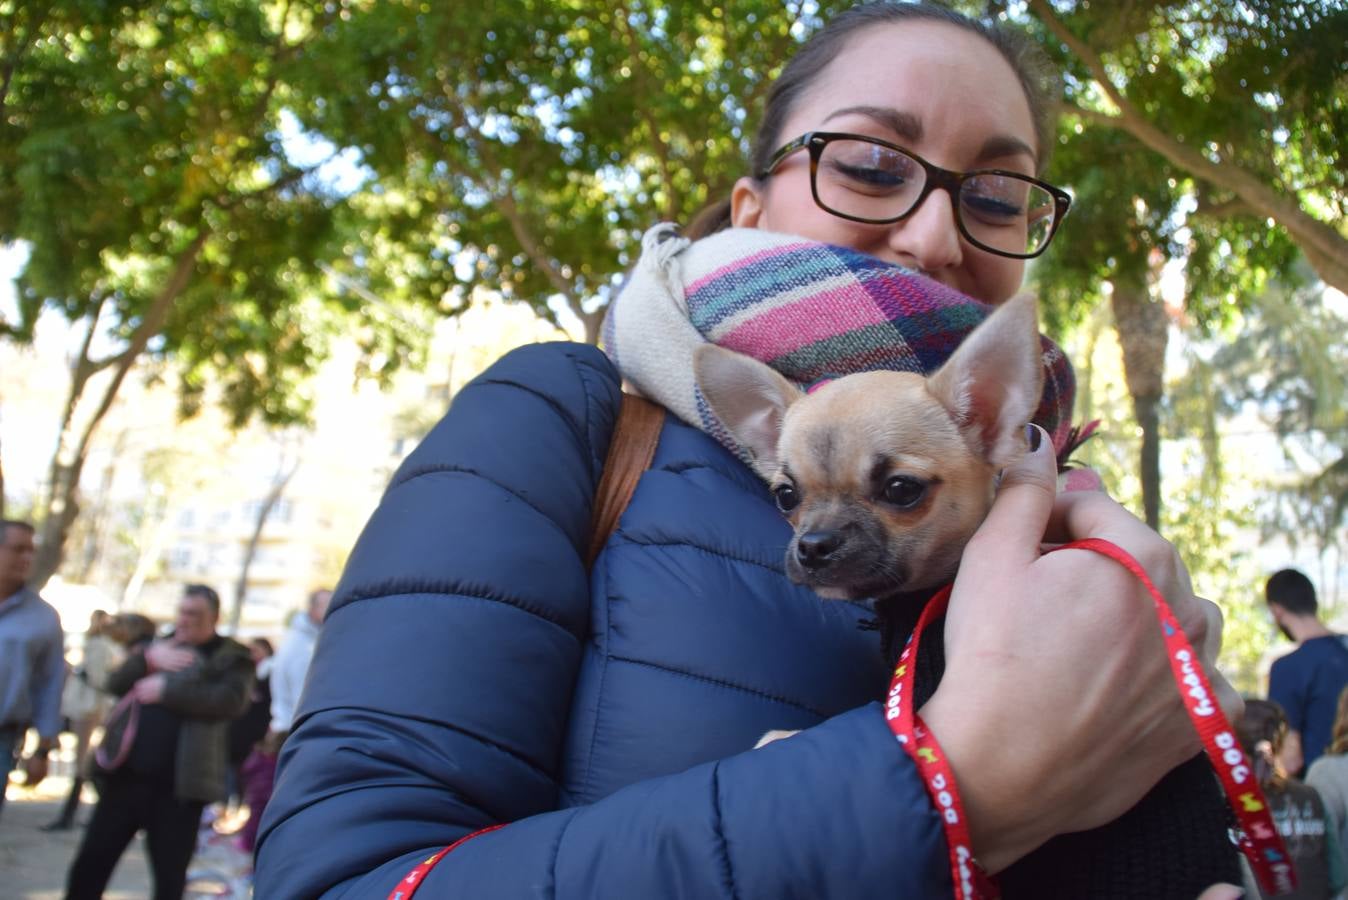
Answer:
xmin=1025 ymin=424 xmax=1042 ymax=452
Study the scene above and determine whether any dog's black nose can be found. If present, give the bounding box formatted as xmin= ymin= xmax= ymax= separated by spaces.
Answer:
xmin=796 ymin=531 xmax=842 ymax=569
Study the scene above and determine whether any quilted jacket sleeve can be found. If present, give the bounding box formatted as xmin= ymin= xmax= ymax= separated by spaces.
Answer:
xmin=252 ymin=341 xmax=950 ymax=899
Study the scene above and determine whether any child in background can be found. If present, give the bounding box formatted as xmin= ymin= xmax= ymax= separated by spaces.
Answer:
xmin=1239 ymin=698 xmax=1348 ymax=899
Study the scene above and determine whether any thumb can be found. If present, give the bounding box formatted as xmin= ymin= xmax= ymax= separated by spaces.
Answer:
xmin=966 ymin=424 xmax=1058 ymax=569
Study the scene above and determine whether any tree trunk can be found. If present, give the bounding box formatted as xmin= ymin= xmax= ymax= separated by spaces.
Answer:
xmin=72 ymin=430 xmax=125 ymax=583
xmin=229 ymin=455 xmax=300 ymax=635
xmin=1110 ymin=270 xmax=1169 ymax=531
xmin=33 ymin=365 xmax=99 ymax=590
xmin=582 ymin=308 xmax=604 ymax=346
xmin=120 ymin=489 xmax=171 ymax=611
xmin=30 ymin=234 xmax=207 ymax=589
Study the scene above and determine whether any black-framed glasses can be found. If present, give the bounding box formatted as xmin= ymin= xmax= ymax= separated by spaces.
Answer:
xmin=757 ymin=131 xmax=1072 ymax=259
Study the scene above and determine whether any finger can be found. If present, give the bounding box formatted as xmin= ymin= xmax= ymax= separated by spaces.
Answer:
xmin=1213 ymin=671 xmax=1244 ymax=723
xmin=1194 ymin=883 xmax=1244 ymax=900
xmin=1044 ymin=490 xmax=1193 ymax=606
xmin=966 ymin=424 xmax=1058 ymax=568
xmin=1197 ymin=597 xmax=1223 ymax=663
xmin=1041 ymin=486 xmax=1142 ymax=546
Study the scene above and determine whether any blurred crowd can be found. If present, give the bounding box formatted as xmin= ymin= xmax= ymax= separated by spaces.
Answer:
xmin=2 ymin=517 xmax=330 ymax=899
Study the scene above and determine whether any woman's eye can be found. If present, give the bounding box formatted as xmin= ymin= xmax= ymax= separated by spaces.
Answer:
xmin=828 ymin=160 xmax=907 ymax=190
xmin=882 ymin=476 xmax=926 ymax=508
xmin=773 ymin=483 xmax=800 ymax=513
xmin=961 ymin=192 xmax=1024 ymax=224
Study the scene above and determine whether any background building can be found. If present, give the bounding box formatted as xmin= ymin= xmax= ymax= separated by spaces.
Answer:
xmin=2 ymin=293 xmax=575 ymax=637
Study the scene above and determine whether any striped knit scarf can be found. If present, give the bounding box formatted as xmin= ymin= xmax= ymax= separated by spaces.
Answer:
xmin=603 ymin=224 xmax=1079 ymax=467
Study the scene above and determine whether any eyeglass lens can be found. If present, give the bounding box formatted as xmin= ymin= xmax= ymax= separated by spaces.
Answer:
xmin=814 ymin=138 xmax=1058 ymax=256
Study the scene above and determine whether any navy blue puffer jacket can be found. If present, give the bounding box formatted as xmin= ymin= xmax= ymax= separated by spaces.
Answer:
xmin=254 ymin=341 xmax=950 ymax=898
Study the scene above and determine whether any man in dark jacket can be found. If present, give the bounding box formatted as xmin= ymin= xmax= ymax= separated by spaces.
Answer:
xmin=65 ymin=584 xmax=254 ymax=900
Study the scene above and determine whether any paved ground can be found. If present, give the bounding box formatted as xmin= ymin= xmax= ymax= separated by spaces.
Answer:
xmin=2 ymin=773 xmax=252 ymax=899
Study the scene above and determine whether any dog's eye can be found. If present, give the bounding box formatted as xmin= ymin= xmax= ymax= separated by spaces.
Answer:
xmin=882 ymin=476 xmax=927 ymax=508
xmin=773 ymin=483 xmax=800 ymax=513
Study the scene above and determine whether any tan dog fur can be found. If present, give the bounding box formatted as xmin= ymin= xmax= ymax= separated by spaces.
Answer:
xmin=694 ymin=291 xmax=1045 ymax=602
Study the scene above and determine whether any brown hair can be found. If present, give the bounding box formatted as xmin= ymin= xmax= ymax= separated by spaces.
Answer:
xmin=1329 ymin=685 xmax=1348 ymax=756
xmin=686 ymin=1 xmax=1061 ymax=240
xmin=1237 ymin=698 xmax=1289 ymax=790
xmin=114 ymin=613 xmax=158 ymax=647
xmin=0 ymin=519 xmax=35 ymax=538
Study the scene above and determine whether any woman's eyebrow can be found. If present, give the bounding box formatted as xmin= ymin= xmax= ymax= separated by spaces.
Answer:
xmin=979 ymin=134 xmax=1037 ymax=166
xmin=822 ymin=104 xmax=1037 ymax=166
xmin=822 ymin=105 xmax=922 ymax=143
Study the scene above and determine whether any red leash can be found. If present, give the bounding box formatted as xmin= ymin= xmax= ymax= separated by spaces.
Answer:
xmin=885 ymin=537 xmax=1295 ymax=898
xmin=387 ymin=824 xmax=506 ymax=900
xmin=392 ymin=537 xmax=1294 ymax=898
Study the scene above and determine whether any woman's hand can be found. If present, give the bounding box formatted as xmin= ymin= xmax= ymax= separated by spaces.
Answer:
xmin=920 ymin=425 xmax=1241 ymax=873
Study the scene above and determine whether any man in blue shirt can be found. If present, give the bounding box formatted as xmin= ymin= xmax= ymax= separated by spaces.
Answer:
xmin=0 ymin=519 xmax=66 ymax=818
xmin=1267 ymin=568 xmax=1348 ymax=775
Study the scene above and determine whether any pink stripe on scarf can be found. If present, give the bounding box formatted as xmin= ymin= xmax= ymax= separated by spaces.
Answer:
xmin=718 ymin=286 xmax=890 ymax=360
xmin=684 ymin=242 xmax=816 ymax=295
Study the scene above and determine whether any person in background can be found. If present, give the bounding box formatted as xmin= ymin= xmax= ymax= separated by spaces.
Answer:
xmin=114 ymin=612 xmax=159 ymax=652
xmin=225 ymin=638 xmax=273 ymax=808
xmin=1237 ymin=698 xmax=1347 ymax=899
xmin=1308 ymin=686 xmax=1348 ymax=872
xmin=236 ymin=588 xmax=330 ymax=854
xmin=266 ymin=589 xmax=331 ymax=746
xmin=42 ymin=609 xmax=126 ymax=832
xmin=1268 ymin=568 xmax=1348 ymax=775
xmin=63 ymin=584 xmax=253 ymax=900
xmin=0 ymin=519 xmax=65 ymax=820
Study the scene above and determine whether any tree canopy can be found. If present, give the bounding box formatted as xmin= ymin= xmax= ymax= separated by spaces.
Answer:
xmin=0 ymin=0 xmax=426 ymax=583
xmin=2 ymin=1 xmax=1344 ymax=622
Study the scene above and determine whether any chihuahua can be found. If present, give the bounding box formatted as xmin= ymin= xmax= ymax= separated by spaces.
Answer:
xmin=694 ymin=291 xmax=1044 ymax=606
xmin=695 ymin=292 xmax=1244 ymax=897
xmin=696 ymin=292 xmax=1043 ymax=749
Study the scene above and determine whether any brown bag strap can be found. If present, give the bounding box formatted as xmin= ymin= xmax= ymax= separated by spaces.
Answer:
xmin=586 ymin=392 xmax=664 ymax=569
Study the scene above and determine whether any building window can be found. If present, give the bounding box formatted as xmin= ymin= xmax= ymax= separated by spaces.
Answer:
xmin=168 ymin=545 xmax=192 ymax=571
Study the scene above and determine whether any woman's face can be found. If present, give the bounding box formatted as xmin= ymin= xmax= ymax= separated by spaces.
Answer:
xmin=732 ymin=21 xmax=1040 ymax=305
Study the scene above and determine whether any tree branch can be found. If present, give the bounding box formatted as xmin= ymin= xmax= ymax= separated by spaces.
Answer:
xmin=1027 ymin=0 xmax=1348 ymax=292
xmin=86 ymin=231 xmax=208 ymax=379
xmin=436 ymin=77 xmax=583 ymax=315
xmin=614 ymin=1 xmax=678 ymax=222
xmin=0 ymin=4 xmax=51 ymax=122
xmin=1192 ymin=194 xmax=1255 ymax=220
xmin=493 ymin=188 xmax=581 ymax=304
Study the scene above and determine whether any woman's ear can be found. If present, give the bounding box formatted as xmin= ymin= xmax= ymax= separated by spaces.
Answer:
xmin=730 ymin=176 xmax=765 ymax=228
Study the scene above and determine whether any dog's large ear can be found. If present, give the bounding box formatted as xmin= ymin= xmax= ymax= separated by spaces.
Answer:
xmin=693 ymin=344 xmax=803 ymax=477
xmin=926 ymin=292 xmax=1045 ymax=469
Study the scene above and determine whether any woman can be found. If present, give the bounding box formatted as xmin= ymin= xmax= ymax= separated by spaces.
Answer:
xmin=43 ymin=610 xmax=125 ymax=832
xmin=221 ymin=636 xmax=273 ymax=835
xmin=255 ymin=4 xmax=1241 ymax=897
xmin=1308 ymin=686 xmax=1348 ymax=868
xmin=114 ymin=613 xmax=158 ymax=651
xmin=1239 ymin=699 xmax=1347 ymax=899
xmin=226 ymin=638 xmax=274 ymax=802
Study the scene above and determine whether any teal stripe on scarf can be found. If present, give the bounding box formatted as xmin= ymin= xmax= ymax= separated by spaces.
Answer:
xmin=769 ymin=323 xmax=925 ymax=377
xmin=688 ymin=249 xmax=856 ymax=332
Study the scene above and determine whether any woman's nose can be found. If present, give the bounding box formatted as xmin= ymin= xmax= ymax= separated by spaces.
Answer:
xmin=886 ymin=188 xmax=963 ymax=275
